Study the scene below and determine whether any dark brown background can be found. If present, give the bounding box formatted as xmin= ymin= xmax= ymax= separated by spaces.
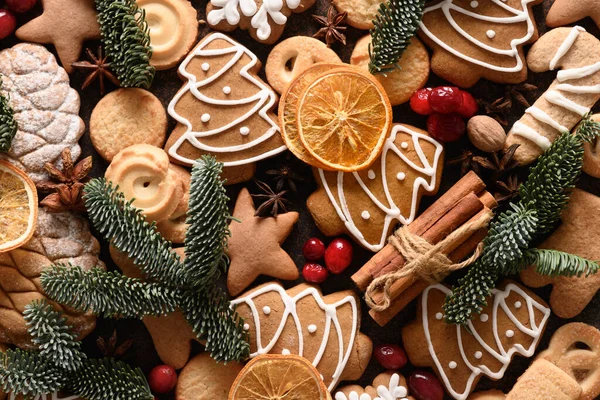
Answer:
xmin=5 ymin=0 xmax=600 ymax=398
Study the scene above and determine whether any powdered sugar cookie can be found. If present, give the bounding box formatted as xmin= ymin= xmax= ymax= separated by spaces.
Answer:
xmin=265 ymin=36 xmax=342 ymax=94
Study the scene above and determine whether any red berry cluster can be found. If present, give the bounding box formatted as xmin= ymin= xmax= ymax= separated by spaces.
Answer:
xmin=0 ymin=0 xmax=38 ymax=40
xmin=410 ymin=86 xmax=478 ymax=143
xmin=301 ymin=237 xmax=353 ymax=283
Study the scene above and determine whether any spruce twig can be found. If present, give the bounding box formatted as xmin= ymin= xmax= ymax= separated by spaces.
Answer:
xmin=0 ymin=349 xmax=66 ymax=397
xmin=0 ymin=77 xmax=17 ymax=153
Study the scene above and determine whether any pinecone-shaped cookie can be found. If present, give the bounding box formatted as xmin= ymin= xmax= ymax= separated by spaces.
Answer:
xmin=0 ymin=43 xmax=84 ymax=184
xmin=0 ymin=208 xmax=105 ymax=349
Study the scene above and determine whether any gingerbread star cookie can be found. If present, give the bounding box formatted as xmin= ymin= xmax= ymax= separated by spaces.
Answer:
xmin=227 ymin=188 xmax=299 ymax=296
xmin=547 ymin=0 xmax=600 ymax=30
xmin=16 ymin=0 xmax=101 ymax=73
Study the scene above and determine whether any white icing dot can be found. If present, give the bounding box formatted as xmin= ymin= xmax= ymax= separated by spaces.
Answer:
xmin=480 ymin=313 xmax=489 ymax=322
xmin=243 ymin=323 xmax=250 ymax=331
xmin=486 ymin=30 xmax=496 ymax=39
xmin=435 ymin=312 xmax=443 ymax=320
xmin=396 ymin=172 xmax=406 ymax=181
xmin=240 ymin=127 xmax=250 ymax=136
xmin=514 ymin=301 xmax=522 ymax=309
xmin=474 ymin=351 xmax=483 ymax=359
xmin=262 ymin=306 xmax=271 ymax=315
xmin=201 ymin=113 xmax=211 ymax=123
xmin=401 ymin=141 xmax=409 ymax=149
xmin=222 ymin=86 xmax=231 ymax=94
xmin=282 ymin=349 xmax=291 ymax=355
xmin=470 ymin=0 xmax=479 ymax=7
xmin=308 ymin=324 xmax=317 ymax=333
xmin=201 ymin=62 xmax=210 ymax=71
xmin=367 ymin=169 xmax=376 ymax=180
xmin=361 ymin=210 xmax=371 ymax=220
xmin=449 ymin=361 xmax=458 ymax=369
xmin=506 ymin=329 xmax=515 ymax=338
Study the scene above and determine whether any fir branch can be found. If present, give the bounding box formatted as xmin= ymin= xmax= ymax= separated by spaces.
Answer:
xmin=368 ymin=0 xmax=425 ymax=74
xmin=41 ymin=264 xmax=180 ymax=319
xmin=575 ymin=115 xmax=600 ymax=143
xmin=184 ymin=157 xmax=232 ymax=286
xmin=0 ymin=78 xmax=17 ymax=153
xmin=68 ymin=358 xmax=153 ymax=400
xmin=23 ymin=301 xmax=85 ymax=372
xmin=523 ymin=249 xmax=599 ymax=278
xmin=95 ymin=0 xmax=155 ymax=89
xmin=83 ymin=178 xmax=186 ymax=286
xmin=0 ymin=349 xmax=66 ymax=397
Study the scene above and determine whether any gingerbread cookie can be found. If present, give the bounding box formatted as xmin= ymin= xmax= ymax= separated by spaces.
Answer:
xmin=15 ymin=0 xmax=101 ymax=73
xmin=520 ymin=189 xmax=600 ymax=319
xmin=307 ymin=124 xmax=444 ymax=252
xmin=90 ymin=88 xmax=168 ymax=162
xmin=265 ymin=36 xmax=342 ymax=94
xmin=0 ymin=44 xmax=85 ymax=184
xmin=470 ymin=390 xmax=506 ymax=399
xmin=351 ymin=35 xmax=429 ymax=106
xmin=176 ymin=353 xmax=243 ymax=400
xmin=505 ymin=26 xmax=600 ymax=165
xmin=547 ymin=0 xmax=600 ymax=31
xmin=137 ymin=0 xmax=199 ymax=70
xmin=335 ymin=372 xmax=414 ymax=400
xmin=418 ymin=0 xmax=542 ymax=88
xmin=206 ymin=0 xmax=316 ymax=44
xmin=401 ymin=282 xmax=550 ymax=400
xmin=232 ymin=282 xmax=373 ymax=390
xmin=165 ymin=32 xmax=287 ymax=185
xmin=506 ymin=359 xmax=581 ymax=400
xmin=227 ymin=188 xmax=299 ymax=296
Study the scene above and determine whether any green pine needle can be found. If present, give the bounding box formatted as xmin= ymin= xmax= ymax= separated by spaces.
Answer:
xmin=95 ymin=0 xmax=155 ymax=89
xmin=0 ymin=77 xmax=17 ymax=153
xmin=0 ymin=349 xmax=66 ymax=397
xmin=368 ymin=0 xmax=425 ymax=74
xmin=524 ymin=249 xmax=599 ymax=277
xmin=24 ymin=301 xmax=85 ymax=372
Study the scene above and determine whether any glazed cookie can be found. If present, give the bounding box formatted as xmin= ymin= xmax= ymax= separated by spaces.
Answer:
xmin=232 ymin=282 xmax=373 ymax=391
xmin=418 ymin=0 xmax=543 ymax=88
xmin=265 ymin=36 xmax=342 ymax=94
xmin=165 ymin=32 xmax=287 ymax=185
xmin=307 ymin=124 xmax=444 ymax=252
xmin=176 ymin=353 xmax=243 ymax=400
xmin=206 ymin=0 xmax=316 ymax=44
xmin=332 ymin=0 xmax=381 ymax=30
xmin=0 ymin=44 xmax=85 ymax=184
xmin=520 ymin=189 xmax=600 ymax=319
xmin=137 ymin=0 xmax=198 ymax=70
xmin=401 ymin=282 xmax=550 ymax=400
xmin=105 ymin=144 xmax=183 ymax=223
xmin=90 ymin=88 xmax=168 ymax=162
xmin=547 ymin=0 xmax=600 ymax=31
xmin=334 ymin=372 xmax=415 ymax=400
xmin=505 ymin=26 xmax=600 ymax=165
xmin=351 ymin=35 xmax=429 ymax=105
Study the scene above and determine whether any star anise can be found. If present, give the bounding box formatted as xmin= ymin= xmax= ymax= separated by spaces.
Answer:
xmin=251 ymin=180 xmax=291 ymax=217
xmin=71 ymin=47 xmax=120 ymax=95
xmin=494 ymin=174 xmax=521 ymax=203
xmin=478 ymin=83 xmax=538 ymax=127
xmin=478 ymin=97 xmax=510 ymax=126
xmin=472 ymin=144 xmax=520 ymax=175
xmin=313 ymin=6 xmax=347 ymax=47
xmin=96 ymin=330 xmax=134 ymax=359
xmin=448 ymin=149 xmax=481 ymax=176
xmin=505 ymin=83 xmax=539 ymax=109
xmin=36 ymin=148 xmax=92 ymax=213
xmin=265 ymin=163 xmax=307 ymax=192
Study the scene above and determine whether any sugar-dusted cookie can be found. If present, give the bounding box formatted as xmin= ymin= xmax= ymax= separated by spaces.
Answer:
xmin=334 ymin=372 xmax=415 ymax=400
xmin=351 ymin=35 xmax=429 ymax=106
xmin=0 ymin=44 xmax=85 ymax=184
xmin=401 ymin=281 xmax=550 ymax=400
xmin=520 ymin=189 xmax=600 ymax=319
xmin=547 ymin=0 xmax=600 ymax=31
xmin=265 ymin=36 xmax=342 ymax=94
xmin=176 ymin=353 xmax=243 ymax=400
xmin=90 ymin=88 xmax=168 ymax=162
xmin=137 ymin=0 xmax=198 ymax=70
xmin=232 ymin=282 xmax=373 ymax=391
xmin=307 ymin=124 xmax=444 ymax=252
xmin=165 ymin=32 xmax=286 ymax=185
xmin=505 ymin=26 xmax=600 ymax=165
xmin=206 ymin=0 xmax=316 ymax=44
xmin=506 ymin=359 xmax=580 ymax=400
xmin=417 ymin=0 xmax=543 ymax=88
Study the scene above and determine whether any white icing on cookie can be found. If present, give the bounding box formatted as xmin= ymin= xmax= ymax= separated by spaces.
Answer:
xmin=334 ymin=373 xmax=409 ymax=400
xmin=486 ymin=30 xmax=496 ymax=39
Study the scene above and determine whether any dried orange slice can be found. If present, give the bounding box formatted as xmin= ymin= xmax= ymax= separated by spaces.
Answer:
xmin=297 ymin=67 xmax=392 ymax=172
xmin=0 ymin=161 xmax=38 ymax=253
xmin=229 ymin=354 xmax=331 ymax=400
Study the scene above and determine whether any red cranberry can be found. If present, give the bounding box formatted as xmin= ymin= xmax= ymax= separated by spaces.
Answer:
xmin=302 ymin=263 xmax=328 ymax=283
xmin=408 ymin=370 xmax=444 ymax=400
xmin=374 ymin=344 xmax=407 ymax=369
xmin=148 ymin=365 xmax=178 ymax=394
xmin=302 ymin=237 xmax=326 ymax=261
xmin=6 ymin=0 xmax=37 ymax=13
xmin=428 ymin=86 xmax=463 ymax=114
xmin=0 ymin=9 xmax=17 ymax=40
xmin=457 ymin=91 xmax=478 ymax=119
xmin=427 ymin=113 xmax=466 ymax=143
xmin=410 ymin=88 xmax=434 ymax=115
xmin=324 ymin=238 xmax=353 ymax=274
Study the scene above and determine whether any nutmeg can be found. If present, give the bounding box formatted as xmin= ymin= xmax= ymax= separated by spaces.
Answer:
xmin=467 ymin=116 xmax=506 ymax=153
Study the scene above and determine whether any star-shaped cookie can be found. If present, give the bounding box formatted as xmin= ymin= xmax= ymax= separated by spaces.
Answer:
xmin=227 ymin=188 xmax=299 ymax=296
xmin=547 ymin=0 xmax=600 ymax=30
xmin=16 ymin=0 xmax=101 ymax=73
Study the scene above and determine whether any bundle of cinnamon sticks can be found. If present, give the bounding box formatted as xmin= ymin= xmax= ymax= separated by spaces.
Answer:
xmin=352 ymin=171 xmax=497 ymax=326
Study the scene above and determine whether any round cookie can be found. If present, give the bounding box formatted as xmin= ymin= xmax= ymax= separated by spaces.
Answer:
xmin=137 ymin=0 xmax=198 ymax=70
xmin=176 ymin=353 xmax=243 ymax=400
xmin=351 ymin=35 xmax=429 ymax=105
xmin=90 ymin=88 xmax=167 ymax=162
xmin=265 ymin=36 xmax=342 ymax=94
xmin=583 ymin=114 xmax=600 ymax=178
xmin=333 ymin=0 xmax=382 ymax=30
